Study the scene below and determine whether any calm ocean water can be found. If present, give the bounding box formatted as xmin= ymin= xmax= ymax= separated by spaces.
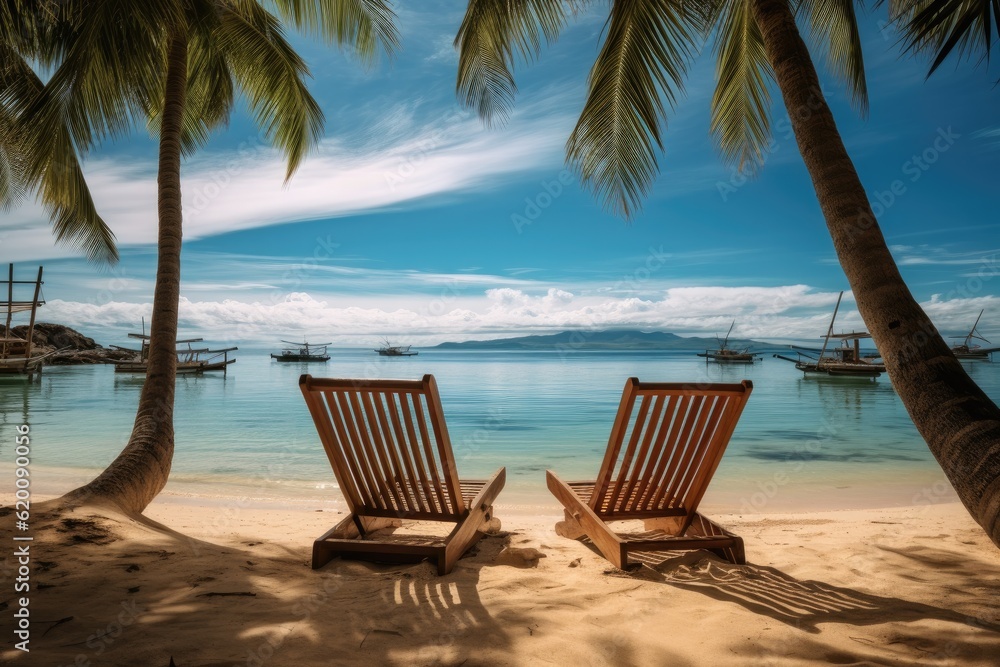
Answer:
xmin=2 ymin=348 xmax=998 ymax=513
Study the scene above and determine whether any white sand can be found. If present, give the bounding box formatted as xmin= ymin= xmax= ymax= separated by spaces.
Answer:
xmin=2 ymin=495 xmax=999 ymax=666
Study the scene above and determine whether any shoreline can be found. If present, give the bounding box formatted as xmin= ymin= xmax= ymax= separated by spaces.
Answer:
xmin=4 ymin=459 xmax=961 ymax=517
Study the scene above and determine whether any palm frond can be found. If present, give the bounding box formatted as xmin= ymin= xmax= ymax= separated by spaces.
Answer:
xmin=797 ymin=0 xmax=869 ymax=114
xmin=567 ymin=0 xmax=705 ymax=219
xmin=889 ymin=0 xmax=999 ymax=75
xmin=40 ymin=126 xmax=119 ymax=263
xmin=455 ymin=0 xmax=581 ymax=125
xmin=146 ymin=13 xmax=236 ymax=156
xmin=0 ymin=38 xmax=29 ymax=210
xmin=29 ymin=0 xmax=178 ymax=153
xmin=0 ymin=105 xmax=27 ymax=211
xmin=0 ymin=39 xmax=117 ymax=262
xmin=270 ymin=0 xmax=399 ymax=64
xmin=218 ymin=1 xmax=324 ymax=180
xmin=709 ymin=0 xmax=775 ymax=174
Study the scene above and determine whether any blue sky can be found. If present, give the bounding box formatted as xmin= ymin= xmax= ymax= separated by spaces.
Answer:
xmin=1 ymin=2 xmax=998 ymax=347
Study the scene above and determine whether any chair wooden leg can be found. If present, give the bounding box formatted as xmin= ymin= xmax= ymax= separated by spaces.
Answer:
xmin=711 ymin=536 xmax=745 ymax=565
xmin=312 ymin=515 xmax=406 ymax=569
xmin=555 ymin=509 xmax=586 ymax=540
xmin=687 ymin=512 xmax=746 ymax=565
xmin=313 ymin=514 xmax=358 ymax=569
xmin=546 ymin=471 xmax=626 ymax=569
xmin=441 ymin=468 xmax=506 ymax=574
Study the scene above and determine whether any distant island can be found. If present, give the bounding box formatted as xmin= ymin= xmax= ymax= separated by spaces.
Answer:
xmin=432 ymin=329 xmax=768 ymax=351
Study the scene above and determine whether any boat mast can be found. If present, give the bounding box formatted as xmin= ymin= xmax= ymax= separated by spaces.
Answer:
xmin=966 ymin=309 xmax=987 ymax=347
xmin=721 ymin=320 xmax=735 ymax=351
xmin=818 ymin=291 xmax=844 ymax=361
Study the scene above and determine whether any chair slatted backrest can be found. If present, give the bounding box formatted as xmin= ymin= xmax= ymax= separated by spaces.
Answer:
xmin=590 ymin=379 xmax=753 ymax=526
xmin=299 ymin=374 xmax=466 ymax=520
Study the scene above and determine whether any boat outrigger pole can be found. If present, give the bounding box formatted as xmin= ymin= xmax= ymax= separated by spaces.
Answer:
xmin=3 ymin=264 xmax=12 ymax=360
xmin=23 ymin=266 xmax=43 ymax=364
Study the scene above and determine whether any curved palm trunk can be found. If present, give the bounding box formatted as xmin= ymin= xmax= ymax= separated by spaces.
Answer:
xmin=750 ymin=0 xmax=1000 ymax=546
xmin=61 ymin=28 xmax=189 ymax=514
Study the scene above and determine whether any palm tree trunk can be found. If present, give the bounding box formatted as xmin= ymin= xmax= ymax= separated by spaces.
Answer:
xmin=750 ymin=0 xmax=1000 ymax=546
xmin=61 ymin=27 xmax=189 ymax=514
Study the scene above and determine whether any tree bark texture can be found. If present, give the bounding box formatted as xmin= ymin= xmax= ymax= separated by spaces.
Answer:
xmin=61 ymin=27 xmax=189 ymax=514
xmin=750 ymin=0 xmax=1000 ymax=547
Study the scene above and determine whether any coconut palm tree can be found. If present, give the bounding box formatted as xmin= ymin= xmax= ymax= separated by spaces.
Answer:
xmin=22 ymin=0 xmax=397 ymax=515
xmin=454 ymin=0 xmax=1000 ymax=547
xmin=0 ymin=2 xmax=118 ymax=262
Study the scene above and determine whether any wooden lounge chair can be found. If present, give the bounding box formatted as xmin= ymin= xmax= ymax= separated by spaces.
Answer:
xmin=299 ymin=374 xmax=506 ymax=575
xmin=547 ymin=378 xmax=753 ymax=568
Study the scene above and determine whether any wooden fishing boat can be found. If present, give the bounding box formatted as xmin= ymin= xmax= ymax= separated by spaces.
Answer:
xmin=697 ymin=321 xmax=761 ymax=363
xmin=774 ymin=292 xmax=885 ymax=379
xmin=0 ymin=264 xmax=46 ymax=379
xmin=271 ymin=340 xmax=331 ymax=362
xmin=950 ymin=310 xmax=998 ymax=360
xmin=112 ymin=325 xmax=237 ymax=374
xmin=375 ymin=339 xmax=418 ymax=356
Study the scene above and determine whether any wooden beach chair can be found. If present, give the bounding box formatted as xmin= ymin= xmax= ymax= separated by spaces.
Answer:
xmin=547 ymin=379 xmax=753 ymax=568
xmin=299 ymin=374 xmax=506 ymax=575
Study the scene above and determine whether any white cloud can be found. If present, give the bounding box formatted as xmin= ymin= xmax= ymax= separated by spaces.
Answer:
xmin=33 ymin=285 xmax=840 ymax=345
xmin=34 ymin=281 xmax=999 ymax=349
xmin=0 ymin=102 xmax=575 ymax=263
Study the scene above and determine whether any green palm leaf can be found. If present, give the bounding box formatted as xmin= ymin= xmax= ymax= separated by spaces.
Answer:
xmin=27 ymin=0 xmax=179 ymax=153
xmin=145 ymin=11 xmax=237 ymax=156
xmin=0 ymin=103 xmax=27 ymax=211
xmin=0 ymin=38 xmax=117 ymax=262
xmin=270 ymin=0 xmax=399 ymax=63
xmin=567 ymin=0 xmax=705 ymax=219
xmin=889 ymin=0 xmax=1000 ymax=75
xmin=218 ymin=0 xmax=324 ymax=180
xmin=41 ymin=122 xmax=118 ymax=263
xmin=798 ymin=0 xmax=869 ymax=114
xmin=709 ymin=0 xmax=775 ymax=174
xmin=455 ymin=0 xmax=580 ymax=126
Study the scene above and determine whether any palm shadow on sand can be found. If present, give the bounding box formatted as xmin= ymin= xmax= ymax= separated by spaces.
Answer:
xmin=1 ymin=505 xmax=526 ymax=666
xmin=615 ymin=545 xmax=1000 ymax=664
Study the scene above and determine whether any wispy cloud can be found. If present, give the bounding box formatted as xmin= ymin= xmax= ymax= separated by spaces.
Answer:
xmin=895 ymin=246 xmax=1000 ymax=267
xmin=1 ymin=96 xmax=577 ymax=263
xmin=973 ymin=127 xmax=1000 ymax=151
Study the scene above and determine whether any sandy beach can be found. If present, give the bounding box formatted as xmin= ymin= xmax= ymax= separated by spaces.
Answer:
xmin=3 ymin=494 xmax=999 ymax=666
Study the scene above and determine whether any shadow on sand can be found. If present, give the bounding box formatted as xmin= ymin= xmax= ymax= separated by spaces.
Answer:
xmin=0 ymin=505 xmax=526 ymax=666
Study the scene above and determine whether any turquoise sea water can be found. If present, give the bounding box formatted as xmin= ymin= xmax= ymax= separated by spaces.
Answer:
xmin=2 ymin=348 xmax=998 ymax=513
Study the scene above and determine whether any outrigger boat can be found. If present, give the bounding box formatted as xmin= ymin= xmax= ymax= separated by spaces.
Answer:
xmin=0 ymin=264 xmax=47 ymax=379
xmin=774 ymin=292 xmax=886 ymax=379
xmin=375 ymin=339 xmax=418 ymax=357
xmin=112 ymin=322 xmax=237 ymax=374
xmin=271 ymin=340 xmax=331 ymax=362
xmin=697 ymin=321 xmax=761 ymax=363
xmin=950 ymin=310 xmax=998 ymax=360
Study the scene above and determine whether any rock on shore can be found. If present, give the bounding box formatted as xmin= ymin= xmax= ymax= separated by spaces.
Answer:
xmin=3 ymin=323 xmax=133 ymax=364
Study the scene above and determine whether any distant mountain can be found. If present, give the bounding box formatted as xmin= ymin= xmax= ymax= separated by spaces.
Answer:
xmin=433 ymin=330 xmax=767 ymax=351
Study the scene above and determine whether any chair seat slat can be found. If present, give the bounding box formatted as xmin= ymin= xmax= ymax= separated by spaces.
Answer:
xmin=300 ymin=374 xmax=506 ymax=574
xmin=551 ymin=378 xmax=752 ymax=569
